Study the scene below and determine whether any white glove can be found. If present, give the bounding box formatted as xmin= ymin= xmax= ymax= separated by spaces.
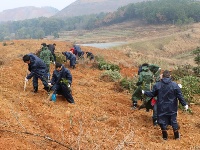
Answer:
xmin=53 ymin=61 xmax=55 ymax=65
xmin=67 ymin=84 xmax=71 ymax=88
xmin=25 ymin=77 xmax=29 ymax=82
xmin=184 ymin=105 xmax=189 ymax=111
xmin=178 ymin=84 xmax=182 ymax=88
xmin=48 ymin=83 xmax=52 ymax=86
xmin=142 ymin=90 xmax=144 ymax=94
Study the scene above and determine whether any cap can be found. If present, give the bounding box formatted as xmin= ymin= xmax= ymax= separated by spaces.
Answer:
xmin=41 ymin=43 xmax=46 ymax=47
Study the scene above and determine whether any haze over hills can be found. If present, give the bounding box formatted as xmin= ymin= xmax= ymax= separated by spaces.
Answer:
xmin=54 ymin=0 xmax=146 ymax=18
xmin=0 ymin=6 xmax=59 ymax=22
xmin=0 ymin=0 xmax=146 ymax=22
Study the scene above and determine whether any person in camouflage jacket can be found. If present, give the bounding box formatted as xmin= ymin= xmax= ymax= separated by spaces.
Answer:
xmin=131 ymin=65 xmax=154 ymax=110
xmin=39 ymin=45 xmax=54 ymax=79
xmin=148 ymin=64 xmax=161 ymax=82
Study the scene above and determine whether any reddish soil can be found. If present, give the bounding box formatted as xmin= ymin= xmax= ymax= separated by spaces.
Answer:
xmin=0 ymin=39 xmax=199 ymax=150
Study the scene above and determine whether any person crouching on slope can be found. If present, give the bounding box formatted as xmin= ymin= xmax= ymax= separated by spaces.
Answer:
xmin=48 ymin=62 xmax=75 ymax=104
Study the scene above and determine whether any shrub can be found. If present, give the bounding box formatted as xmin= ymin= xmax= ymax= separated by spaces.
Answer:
xmin=181 ymin=76 xmax=200 ymax=104
xmin=94 ymin=55 xmax=120 ymax=71
xmin=55 ymin=53 xmax=66 ymax=64
xmin=193 ymin=66 xmax=200 ymax=75
xmin=100 ymin=70 xmax=121 ymax=82
xmin=2 ymin=42 xmax=7 ymax=46
xmin=119 ymin=77 xmax=137 ymax=92
xmin=171 ymin=64 xmax=194 ymax=80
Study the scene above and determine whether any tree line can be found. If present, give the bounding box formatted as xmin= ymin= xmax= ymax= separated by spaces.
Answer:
xmin=1 ymin=0 xmax=200 ymax=41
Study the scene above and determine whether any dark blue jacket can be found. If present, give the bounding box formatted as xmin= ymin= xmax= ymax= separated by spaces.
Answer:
xmin=63 ymin=52 xmax=75 ymax=60
xmin=63 ymin=52 xmax=76 ymax=66
xmin=26 ymin=53 xmax=48 ymax=79
xmin=74 ymin=45 xmax=82 ymax=53
xmin=51 ymin=65 xmax=72 ymax=85
xmin=144 ymin=77 xmax=187 ymax=117
xmin=74 ymin=45 xmax=84 ymax=57
xmin=48 ymin=44 xmax=55 ymax=54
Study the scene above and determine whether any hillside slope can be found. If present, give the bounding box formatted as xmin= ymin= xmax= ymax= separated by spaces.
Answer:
xmin=0 ymin=6 xmax=58 ymax=22
xmin=0 ymin=38 xmax=199 ymax=149
xmin=54 ymin=0 xmax=144 ymax=18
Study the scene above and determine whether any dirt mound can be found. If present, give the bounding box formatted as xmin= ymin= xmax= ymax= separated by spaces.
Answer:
xmin=0 ymin=39 xmax=199 ymax=149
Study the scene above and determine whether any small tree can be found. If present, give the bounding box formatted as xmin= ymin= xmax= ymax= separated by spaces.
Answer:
xmin=193 ymin=46 xmax=200 ymax=75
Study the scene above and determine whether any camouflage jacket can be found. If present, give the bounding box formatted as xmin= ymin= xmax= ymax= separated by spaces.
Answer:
xmin=148 ymin=64 xmax=160 ymax=82
xmin=136 ymin=66 xmax=154 ymax=90
xmin=39 ymin=47 xmax=54 ymax=65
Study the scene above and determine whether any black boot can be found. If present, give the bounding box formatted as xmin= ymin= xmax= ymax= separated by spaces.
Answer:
xmin=174 ymin=130 xmax=180 ymax=140
xmin=33 ymin=87 xmax=38 ymax=93
xmin=162 ymin=130 xmax=168 ymax=140
xmin=153 ymin=118 xmax=158 ymax=126
xmin=131 ymin=101 xmax=137 ymax=110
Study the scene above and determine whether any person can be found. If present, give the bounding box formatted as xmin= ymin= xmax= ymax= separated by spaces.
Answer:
xmin=131 ymin=65 xmax=153 ymax=110
xmin=23 ymin=54 xmax=50 ymax=93
xmin=49 ymin=62 xmax=75 ymax=104
xmin=138 ymin=63 xmax=161 ymax=82
xmin=148 ymin=64 xmax=161 ymax=82
xmin=62 ymin=51 xmax=76 ymax=69
xmin=39 ymin=45 xmax=54 ymax=80
xmin=86 ymin=51 xmax=94 ymax=61
xmin=138 ymin=63 xmax=161 ymax=126
xmin=47 ymin=43 xmax=56 ymax=62
xmin=73 ymin=44 xmax=84 ymax=58
xmin=35 ymin=43 xmax=47 ymax=57
xmin=142 ymin=70 xmax=188 ymax=140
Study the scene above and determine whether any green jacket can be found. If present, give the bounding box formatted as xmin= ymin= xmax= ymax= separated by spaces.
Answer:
xmin=39 ymin=47 xmax=54 ymax=65
xmin=136 ymin=66 xmax=153 ymax=90
xmin=148 ymin=64 xmax=160 ymax=82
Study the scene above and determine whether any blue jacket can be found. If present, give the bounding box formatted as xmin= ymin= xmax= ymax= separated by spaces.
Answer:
xmin=51 ymin=65 xmax=72 ymax=85
xmin=63 ymin=52 xmax=76 ymax=60
xmin=144 ymin=77 xmax=187 ymax=117
xmin=26 ymin=53 xmax=48 ymax=79
xmin=48 ymin=44 xmax=55 ymax=54
xmin=73 ymin=45 xmax=83 ymax=55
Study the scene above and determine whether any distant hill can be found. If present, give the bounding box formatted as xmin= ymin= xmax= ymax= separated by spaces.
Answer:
xmin=0 ymin=6 xmax=59 ymax=22
xmin=54 ymin=0 xmax=146 ymax=18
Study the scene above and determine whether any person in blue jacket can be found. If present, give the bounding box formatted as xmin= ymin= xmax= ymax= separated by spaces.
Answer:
xmin=73 ymin=44 xmax=84 ymax=58
xmin=62 ymin=51 xmax=76 ymax=69
xmin=142 ymin=70 xmax=188 ymax=140
xmin=47 ymin=43 xmax=56 ymax=62
xmin=23 ymin=54 xmax=50 ymax=93
xmin=49 ymin=62 xmax=75 ymax=104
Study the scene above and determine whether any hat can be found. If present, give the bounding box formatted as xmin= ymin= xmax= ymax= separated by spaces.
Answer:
xmin=41 ymin=43 xmax=46 ymax=47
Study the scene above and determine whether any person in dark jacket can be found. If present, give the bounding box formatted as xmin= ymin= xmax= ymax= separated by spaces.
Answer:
xmin=62 ymin=51 xmax=76 ymax=69
xmin=23 ymin=54 xmax=50 ymax=93
xmin=86 ymin=51 xmax=94 ymax=61
xmin=49 ymin=62 xmax=75 ymax=104
xmin=142 ymin=70 xmax=189 ymax=140
xmin=73 ymin=45 xmax=84 ymax=58
xmin=47 ymin=43 xmax=56 ymax=62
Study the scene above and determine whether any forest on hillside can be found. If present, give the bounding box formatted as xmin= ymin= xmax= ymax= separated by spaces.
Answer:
xmin=1 ymin=0 xmax=200 ymax=41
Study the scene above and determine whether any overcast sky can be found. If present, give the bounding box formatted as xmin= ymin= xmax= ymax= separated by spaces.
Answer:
xmin=0 ymin=0 xmax=77 ymax=12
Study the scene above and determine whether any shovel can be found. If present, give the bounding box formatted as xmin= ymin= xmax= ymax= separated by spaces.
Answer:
xmin=24 ymin=80 xmax=28 ymax=91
